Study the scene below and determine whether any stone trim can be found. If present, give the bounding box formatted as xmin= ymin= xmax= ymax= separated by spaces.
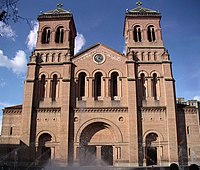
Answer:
xmin=141 ymin=106 xmax=166 ymax=112
xmin=137 ymin=61 xmax=162 ymax=64
xmin=75 ymin=107 xmax=128 ymax=113
xmin=4 ymin=109 xmax=22 ymax=115
xmin=165 ymin=78 xmax=175 ymax=81
xmin=127 ymin=77 xmax=136 ymax=81
xmin=37 ymin=107 xmax=61 ymax=113
xmin=62 ymin=78 xmax=71 ymax=82
xmin=184 ymin=108 xmax=197 ymax=114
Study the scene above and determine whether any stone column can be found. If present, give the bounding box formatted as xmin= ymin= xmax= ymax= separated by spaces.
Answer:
xmin=51 ymin=147 xmax=55 ymax=159
xmin=143 ymin=29 xmax=147 ymax=42
xmin=85 ymin=78 xmax=89 ymax=98
xmin=126 ymin=58 xmax=138 ymax=166
xmin=96 ymin=146 xmax=102 ymax=166
xmin=104 ymin=78 xmax=109 ymax=97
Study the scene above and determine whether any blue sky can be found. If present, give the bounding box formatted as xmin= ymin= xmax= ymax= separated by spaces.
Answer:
xmin=0 ymin=0 xmax=200 ymax=130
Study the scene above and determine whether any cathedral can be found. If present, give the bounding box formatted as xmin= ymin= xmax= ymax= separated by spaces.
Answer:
xmin=0 ymin=2 xmax=200 ymax=168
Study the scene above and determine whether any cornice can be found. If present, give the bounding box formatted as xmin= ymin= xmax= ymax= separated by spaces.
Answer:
xmin=4 ymin=109 xmax=22 ymax=115
xmin=140 ymin=106 xmax=166 ymax=112
xmin=184 ymin=108 xmax=197 ymax=114
xmin=37 ymin=107 xmax=61 ymax=113
xmin=75 ymin=107 xmax=128 ymax=113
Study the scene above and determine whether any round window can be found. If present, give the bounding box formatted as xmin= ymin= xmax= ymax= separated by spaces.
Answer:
xmin=93 ymin=54 xmax=105 ymax=64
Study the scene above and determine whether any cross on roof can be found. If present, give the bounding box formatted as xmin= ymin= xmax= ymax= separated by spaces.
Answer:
xmin=136 ymin=1 xmax=142 ymax=6
xmin=57 ymin=3 xmax=63 ymax=9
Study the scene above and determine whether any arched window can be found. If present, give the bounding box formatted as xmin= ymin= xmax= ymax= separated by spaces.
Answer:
xmin=147 ymin=25 xmax=156 ymax=42
xmin=133 ymin=25 xmax=142 ymax=42
xmin=51 ymin=74 xmax=57 ymax=101
xmin=58 ymin=53 xmax=61 ymax=62
xmin=111 ymin=72 xmax=119 ymax=99
xmin=78 ymin=72 xmax=86 ymax=98
xmin=40 ymin=74 xmax=46 ymax=100
xmin=46 ymin=54 xmax=49 ymax=62
xmin=141 ymin=52 xmax=145 ymax=61
xmin=140 ymin=73 xmax=146 ymax=99
xmin=55 ymin=26 xmax=64 ymax=43
xmin=52 ymin=53 xmax=56 ymax=62
xmin=41 ymin=27 xmax=50 ymax=44
xmin=154 ymin=52 xmax=157 ymax=61
xmin=94 ymin=72 xmax=102 ymax=99
xmin=148 ymin=52 xmax=151 ymax=61
xmin=152 ymin=73 xmax=157 ymax=99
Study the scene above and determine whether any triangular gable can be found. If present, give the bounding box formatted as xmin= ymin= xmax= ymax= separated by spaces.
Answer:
xmin=72 ymin=43 xmax=126 ymax=64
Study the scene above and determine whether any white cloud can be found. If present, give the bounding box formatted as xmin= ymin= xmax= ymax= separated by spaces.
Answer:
xmin=193 ymin=96 xmax=200 ymax=101
xmin=0 ymin=50 xmax=27 ymax=75
xmin=0 ymin=21 xmax=16 ymax=40
xmin=0 ymin=102 xmax=11 ymax=109
xmin=122 ymin=45 xmax=126 ymax=55
xmin=75 ymin=32 xmax=86 ymax=54
xmin=27 ymin=21 xmax=38 ymax=51
xmin=0 ymin=78 xmax=6 ymax=88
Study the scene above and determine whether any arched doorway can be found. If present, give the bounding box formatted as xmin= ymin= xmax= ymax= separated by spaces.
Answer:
xmin=145 ymin=133 xmax=158 ymax=166
xmin=38 ymin=133 xmax=52 ymax=165
xmin=79 ymin=122 xmax=115 ymax=166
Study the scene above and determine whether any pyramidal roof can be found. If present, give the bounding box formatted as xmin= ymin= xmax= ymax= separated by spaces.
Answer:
xmin=38 ymin=4 xmax=72 ymax=19
xmin=43 ymin=7 xmax=71 ymax=15
xmin=126 ymin=1 xmax=160 ymax=17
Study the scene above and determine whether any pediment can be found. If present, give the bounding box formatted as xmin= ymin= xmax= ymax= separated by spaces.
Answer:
xmin=72 ymin=43 xmax=126 ymax=64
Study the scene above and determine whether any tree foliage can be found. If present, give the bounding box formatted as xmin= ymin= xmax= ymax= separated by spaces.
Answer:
xmin=0 ymin=0 xmax=19 ymax=23
xmin=0 ymin=0 xmax=30 ymax=25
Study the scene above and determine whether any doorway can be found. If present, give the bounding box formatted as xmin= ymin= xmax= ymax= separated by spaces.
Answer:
xmin=146 ymin=147 xmax=157 ymax=166
xmin=101 ymin=145 xmax=113 ymax=165
xmin=79 ymin=145 xmax=96 ymax=166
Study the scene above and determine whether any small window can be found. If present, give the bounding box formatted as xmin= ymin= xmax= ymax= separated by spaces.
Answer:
xmin=148 ymin=52 xmax=151 ymax=61
xmin=154 ymin=52 xmax=157 ymax=61
xmin=133 ymin=25 xmax=142 ymax=42
xmin=41 ymin=27 xmax=51 ymax=44
xmin=111 ymin=72 xmax=119 ymax=99
xmin=51 ymin=74 xmax=58 ymax=101
xmin=46 ymin=54 xmax=49 ymax=62
xmin=147 ymin=25 xmax=156 ymax=42
xmin=78 ymin=72 xmax=86 ymax=98
xmin=55 ymin=26 xmax=64 ymax=43
xmin=152 ymin=73 xmax=157 ymax=99
xmin=140 ymin=73 xmax=146 ymax=99
xmin=94 ymin=72 xmax=102 ymax=99
xmin=141 ymin=52 xmax=145 ymax=61
xmin=187 ymin=126 xmax=190 ymax=135
xmin=40 ymin=74 xmax=46 ymax=100
xmin=58 ymin=53 xmax=61 ymax=62
xmin=52 ymin=54 xmax=56 ymax=62
xmin=10 ymin=127 xmax=13 ymax=135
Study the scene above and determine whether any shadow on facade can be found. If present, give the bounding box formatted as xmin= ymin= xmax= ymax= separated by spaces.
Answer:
xmin=177 ymin=104 xmax=189 ymax=166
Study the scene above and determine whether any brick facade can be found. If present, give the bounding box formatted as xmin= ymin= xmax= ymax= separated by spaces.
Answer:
xmin=0 ymin=4 xmax=200 ymax=168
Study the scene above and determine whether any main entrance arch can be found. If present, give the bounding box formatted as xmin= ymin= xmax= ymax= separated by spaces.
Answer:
xmin=76 ymin=119 xmax=123 ymax=166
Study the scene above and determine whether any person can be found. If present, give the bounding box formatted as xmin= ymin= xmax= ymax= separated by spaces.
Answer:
xmin=189 ymin=164 xmax=199 ymax=170
xmin=170 ymin=163 xmax=179 ymax=170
